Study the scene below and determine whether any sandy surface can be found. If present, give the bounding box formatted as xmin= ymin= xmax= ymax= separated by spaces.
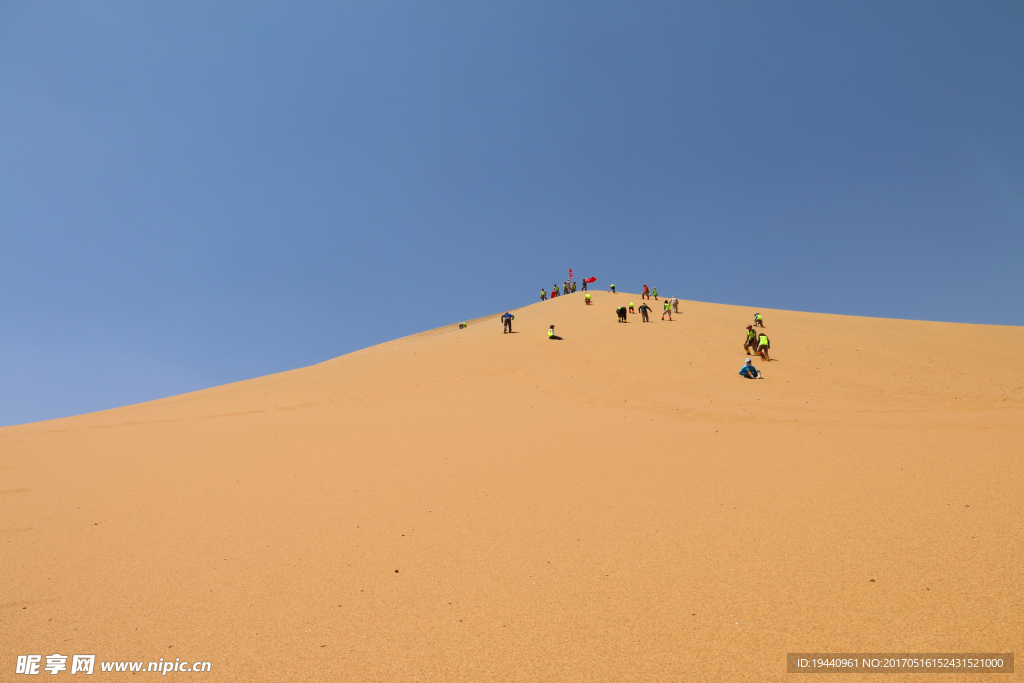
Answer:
xmin=2 ymin=293 xmax=1021 ymax=681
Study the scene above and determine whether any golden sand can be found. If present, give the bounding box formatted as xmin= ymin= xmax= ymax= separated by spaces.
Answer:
xmin=2 ymin=292 xmax=1021 ymax=680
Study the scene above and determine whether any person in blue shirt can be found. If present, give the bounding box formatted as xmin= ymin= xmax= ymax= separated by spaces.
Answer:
xmin=739 ymin=359 xmax=762 ymax=379
xmin=501 ymin=312 xmax=515 ymax=333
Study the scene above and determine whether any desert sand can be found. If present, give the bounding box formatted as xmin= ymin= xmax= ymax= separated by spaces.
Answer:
xmin=2 ymin=292 xmax=1021 ymax=681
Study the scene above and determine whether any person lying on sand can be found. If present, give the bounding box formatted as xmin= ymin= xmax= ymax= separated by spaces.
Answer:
xmin=547 ymin=325 xmax=563 ymax=340
xmin=739 ymin=359 xmax=762 ymax=379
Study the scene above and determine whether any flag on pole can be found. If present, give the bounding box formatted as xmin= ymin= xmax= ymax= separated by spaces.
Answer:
xmin=584 ymin=277 xmax=597 ymax=283
xmin=569 ymin=268 xmax=573 ymax=280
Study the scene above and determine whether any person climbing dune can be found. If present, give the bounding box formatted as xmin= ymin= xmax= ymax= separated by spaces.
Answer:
xmin=756 ymin=332 xmax=770 ymax=361
xmin=639 ymin=301 xmax=652 ymax=322
xmin=743 ymin=325 xmax=758 ymax=355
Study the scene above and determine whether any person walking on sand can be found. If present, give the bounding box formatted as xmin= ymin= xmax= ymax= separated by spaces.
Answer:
xmin=548 ymin=324 xmax=562 ymax=340
xmin=541 ymin=289 xmax=547 ymax=301
xmin=756 ymin=332 xmax=770 ymax=361
xmin=639 ymin=301 xmax=652 ymax=322
xmin=661 ymin=299 xmax=672 ymax=321
xmin=501 ymin=312 xmax=514 ymax=333
xmin=642 ymin=284 xmax=650 ymax=300
xmin=581 ymin=279 xmax=588 ymax=291
xmin=609 ymin=284 xmax=616 ymax=293
xmin=617 ymin=306 xmax=627 ymax=323
xmin=754 ymin=312 xmax=764 ymax=327
xmin=739 ymin=358 xmax=762 ymax=379
xmin=671 ymin=296 xmax=679 ymax=314
xmin=743 ymin=325 xmax=758 ymax=355
xmin=652 ymin=287 xmax=658 ymax=300
xmin=628 ymin=302 xmax=635 ymax=313
xmin=552 ymin=284 xmax=559 ymax=298
xmin=585 ymin=293 xmax=592 ymax=305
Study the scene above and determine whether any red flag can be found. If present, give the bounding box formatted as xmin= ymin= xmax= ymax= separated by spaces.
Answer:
xmin=569 ymin=268 xmax=573 ymax=280
xmin=584 ymin=277 xmax=597 ymax=283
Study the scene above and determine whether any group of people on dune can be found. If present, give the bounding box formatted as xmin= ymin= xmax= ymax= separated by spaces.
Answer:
xmin=540 ymin=279 xmax=586 ymax=300
xmin=517 ymin=287 xmax=773 ymax=379
xmin=740 ymin=312 xmax=769 ymax=379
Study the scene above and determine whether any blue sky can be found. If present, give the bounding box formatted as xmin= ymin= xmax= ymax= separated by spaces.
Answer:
xmin=2 ymin=1 xmax=1022 ymax=426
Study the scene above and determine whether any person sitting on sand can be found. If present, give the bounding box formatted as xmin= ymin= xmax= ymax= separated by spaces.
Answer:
xmin=757 ymin=332 xmax=770 ymax=361
xmin=743 ymin=325 xmax=758 ymax=354
xmin=739 ymin=359 xmax=762 ymax=379
xmin=547 ymin=324 xmax=562 ymax=340
xmin=501 ymin=312 xmax=514 ymax=334
xmin=638 ymin=302 xmax=652 ymax=322
xmin=754 ymin=312 xmax=764 ymax=327
xmin=585 ymin=293 xmax=592 ymax=305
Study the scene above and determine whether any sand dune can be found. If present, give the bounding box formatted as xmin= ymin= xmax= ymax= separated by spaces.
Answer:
xmin=2 ymin=293 xmax=1021 ymax=681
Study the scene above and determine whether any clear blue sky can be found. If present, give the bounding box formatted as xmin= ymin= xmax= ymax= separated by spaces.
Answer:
xmin=2 ymin=2 xmax=1022 ymax=426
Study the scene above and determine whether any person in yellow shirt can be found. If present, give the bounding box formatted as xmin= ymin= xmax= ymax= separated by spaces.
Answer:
xmin=547 ymin=324 xmax=563 ymax=340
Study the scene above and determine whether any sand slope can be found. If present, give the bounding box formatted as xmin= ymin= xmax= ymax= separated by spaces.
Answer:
xmin=2 ymin=293 xmax=1021 ymax=681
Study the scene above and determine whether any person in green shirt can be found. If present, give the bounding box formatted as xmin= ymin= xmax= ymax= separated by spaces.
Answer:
xmin=547 ymin=324 xmax=562 ymax=340
xmin=754 ymin=312 xmax=764 ymax=327
xmin=756 ymin=333 xmax=770 ymax=361
xmin=661 ymin=299 xmax=672 ymax=320
xmin=540 ymin=289 xmax=547 ymax=301
xmin=652 ymin=287 xmax=658 ymax=300
xmin=743 ymin=325 xmax=758 ymax=354
xmin=585 ymin=293 xmax=592 ymax=305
